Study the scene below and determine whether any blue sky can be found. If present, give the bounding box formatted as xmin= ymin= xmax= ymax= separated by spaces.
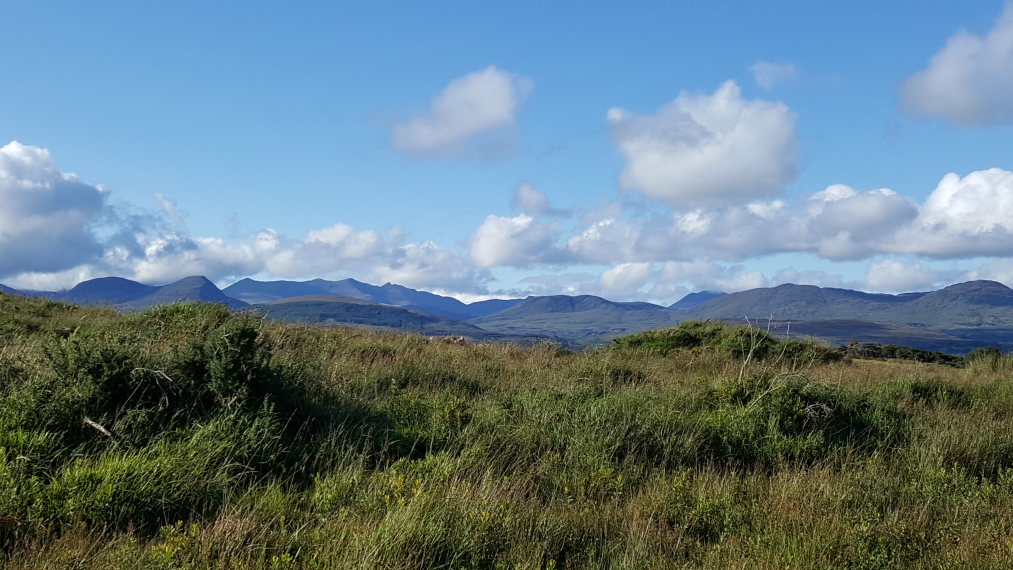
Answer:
xmin=3 ymin=1 xmax=1013 ymax=303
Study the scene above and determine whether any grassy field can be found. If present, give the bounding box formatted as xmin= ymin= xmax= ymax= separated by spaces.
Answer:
xmin=3 ymin=293 xmax=1013 ymax=569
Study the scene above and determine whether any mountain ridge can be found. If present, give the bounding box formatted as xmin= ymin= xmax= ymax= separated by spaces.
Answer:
xmin=5 ymin=276 xmax=1013 ymax=353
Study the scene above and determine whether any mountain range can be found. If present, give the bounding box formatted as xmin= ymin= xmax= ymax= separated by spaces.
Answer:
xmin=4 ymin=275 xmax=1013 ymax=354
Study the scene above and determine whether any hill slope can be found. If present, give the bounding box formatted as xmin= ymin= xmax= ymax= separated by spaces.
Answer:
xmin=225 ymin=277 xmax=520 ymax=320
xmin=256 ymin=295 xmax=540 ymax=342
xmin=471 ymin=295 xmax=677 ymax=346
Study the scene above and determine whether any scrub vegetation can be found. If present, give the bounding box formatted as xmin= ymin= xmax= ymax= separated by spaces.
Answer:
xmin=3 ymin=293 xmax=1013 ymax=568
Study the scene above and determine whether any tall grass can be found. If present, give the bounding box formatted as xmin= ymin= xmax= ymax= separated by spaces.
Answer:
xmin=3 ymin=295 xmax=1013 ymax=568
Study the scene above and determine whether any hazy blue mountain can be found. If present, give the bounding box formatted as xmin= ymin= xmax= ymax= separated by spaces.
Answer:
xmin=471 ymin=295 xmax=677 ymax=346
xmin=119 ymin=276 xmax=248 ymax=311
xmin=687 ymin=283 xmax=921 ymax=322
xmin=464 ymin=298 xmax=523 ymax=319
xmin=755 ymin=319 xmax=1003 ymax=354
xmin=687 ymin=280 xmax=1013 ymax=328
xmin=222 ymin=279 xmax=330 ymax=304
xmin=0 ymin=284 xmax=23 ymax=295
xmin=224 ymin=277 xmax=517 ymax=320
xmin=2 ymin=276 xmax=247 ymax=311
xmin=670 ymin=291 xmax=726 ymax=310
xmin=255 ymin=295 xmax=541 ymax=342
xmin=495 ymin=295 xmax=665 ymax=317
xmin=62 ymin=276 xmax=158 ymax=305
xmin=11 ymin=274 xmax=1013 ymax=354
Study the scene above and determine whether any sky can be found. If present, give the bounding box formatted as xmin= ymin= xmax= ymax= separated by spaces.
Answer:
xmin=3 ymin=1 xmax=1013 ymax=304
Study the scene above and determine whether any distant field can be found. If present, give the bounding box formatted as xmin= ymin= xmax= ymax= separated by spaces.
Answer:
xmin=3 ymin=294 xmax=1013 ymax=568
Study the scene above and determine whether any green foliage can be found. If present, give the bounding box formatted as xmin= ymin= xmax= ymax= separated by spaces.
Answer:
xmin=845 ymin=341 xmax=966 ymax=366
xmin=883 ymin=378 xmax=972 ymax=408
xmin=612 ymin=319 xmax=842 ymax=365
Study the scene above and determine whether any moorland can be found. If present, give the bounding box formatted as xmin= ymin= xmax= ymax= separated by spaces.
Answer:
xmin=3 ymin=292 xmax=1013 ymax=568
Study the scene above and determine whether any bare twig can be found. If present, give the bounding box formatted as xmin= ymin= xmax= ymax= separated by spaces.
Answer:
xmin=83 ymin=416 xmax=116 ymax=441
xmin=131 ymin=367 xmax=175 ymax=409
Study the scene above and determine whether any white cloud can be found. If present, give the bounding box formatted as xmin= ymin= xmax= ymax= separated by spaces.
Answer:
xmin=513 ymin=182 xmax=551 ymax=215
xmin=658 ymin=260 xmax=767 ymax=293
xmin=518 ymin=272 xmax=599 ymax=297
xmin=771 ymin=268 xmax=860 ymax=290
xmin=902 ymin=3 xmax=1013 ymax=125
xmin=895 ymin=168 xmax=1013 ymax=257
xmin=370 ymin=241 xmax=488 ymax=293
xmin=966 ymin=258 xmax=1013 ymax=286
xmin=565 ymin=218 xmax=643 ymax=264
xmin=0 ymin=141 xmax=108 ymax=278
xmin=608 ymin=80 xmax=798 ymax=207
xmin=802 ymin=185 xmax=918 ymax=260
xmin=865 ymin=259 xmax=956 ymax=292
xmin=391 ymin=66 xmax=533 ymax=156
xmin=750 ymin=61 xmax=798 ymax=89
xmin=469 ymin=214 xmax=557 ymax=267
xmin=598 ymin=262 xmax=653 ymax=296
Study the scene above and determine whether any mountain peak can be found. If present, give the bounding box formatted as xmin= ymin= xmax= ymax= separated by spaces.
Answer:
xmin=64 ymin=276 xmax=156 ymax=305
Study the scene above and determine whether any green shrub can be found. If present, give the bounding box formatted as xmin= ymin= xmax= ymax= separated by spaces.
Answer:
xmin=882 ymin=378 xmax=972 ymax=409
xmin=613 ymin=320 xmax=841 ymax=365
xmin=699 ymin=374 xmax=908 ymax=466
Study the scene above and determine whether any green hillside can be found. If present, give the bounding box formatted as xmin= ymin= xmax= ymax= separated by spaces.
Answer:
xmin=3 ymin=293 xmax=1013 ymax=568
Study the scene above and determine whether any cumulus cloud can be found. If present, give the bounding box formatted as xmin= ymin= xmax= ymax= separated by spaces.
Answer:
xmin=0 ymin=141 xmax=108 ymax=277
xmin=865 ymin=259 xmax=957 ymax=293
xmin=560 ymin=183 xmax=918 ymax=266
xmin=895 ymin=168 xmax=1013 ymax=257
xmin=658 ymin=261 xmax=767 ymax=294
xmin=750 ymin=61 xmax=798 ymax=89
xmin=376 ymin=242 xmax=491 ymax=293
xmin=598 ymin=262 xmax=653 ymax=297
xmin=607 ymin=80 xmax=798 ymax=207
xmin=801 ymin=185 xmax=918 ymax=260
xmin=592 ymin=260 xmax=768 ymax=302
xmin=557 ymin=168 xmax=1013 ymax=274
xmin=15 ymin=139 xmax=1013 ymax=302
xmin=513 ymin=182 xmax=552 ymax=215
xmin=0 ymin=141 xmax=491 ymax=295
xmin=391 ymin=66 xmax=533 ymax=156
xmin=469 ymin=214 xmax=558 ymax=267
xmin=967 ymin=258 xmax=1013 ymax=285
xmin=902 ymin=3 xmax=1013 ymax=125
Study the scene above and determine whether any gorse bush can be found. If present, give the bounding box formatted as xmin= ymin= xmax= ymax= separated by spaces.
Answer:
xmin=5 ymin=295 xmax=1013 ymax=568
xmin=611 ymin=319 xmax=842 ymax=365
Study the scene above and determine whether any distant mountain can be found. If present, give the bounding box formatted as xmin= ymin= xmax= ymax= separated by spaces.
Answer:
xmin=2 ymin=276 xmax=247 ymax=312
xmin=753 ymin=319 xmax=1005 ymax=354
xmin=471 ymin=295 xmax=677 ymax=346
xmin=10 ymin=274 xmax=1013 ymax=354
xmin=687 ymin=280 xmax=1013 ymax=328
xmin=224 ymin=277 xmax=518 ymax=320
xmin=256 ymin=295 xmax=540 ymax=342
xmin=119 ymin=276 xmax=248 ymax=311
xmin=496 ymin=295 xmax=665 ymax=317
xmin=62 ymin=276 xmax=158 ymax=305
xmin=221 ymin=279 xmax=328 ymax=304
xmin=465 ymin=298 xmax=523 ymax=318
xmin=670 ymin=291 xmax=726 ymax=310
xmin=0 ymin=284 xmax=22 ymax=295
xmin=686 ymin=283 xmax=919 ymax=322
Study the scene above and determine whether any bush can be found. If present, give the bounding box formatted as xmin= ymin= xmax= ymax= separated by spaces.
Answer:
xmin=612 ymin=320 xmax=841 ymax=365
